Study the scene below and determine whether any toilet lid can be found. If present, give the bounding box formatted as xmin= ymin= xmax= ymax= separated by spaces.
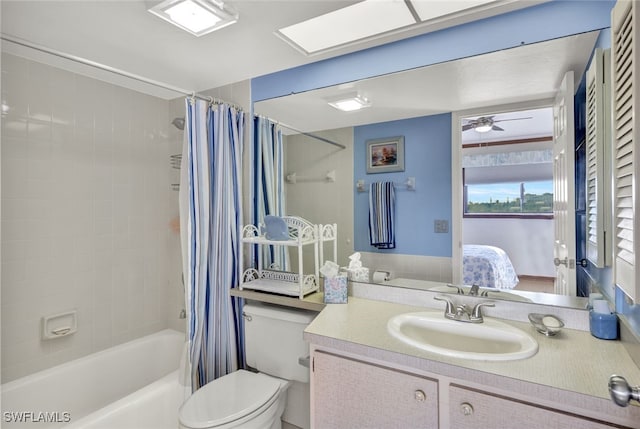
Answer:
xmin=179 ymin=370 xmax=282 ymax=429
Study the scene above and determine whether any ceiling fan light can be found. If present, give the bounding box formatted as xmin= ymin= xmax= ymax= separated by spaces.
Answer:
xmin=474 ymin=124 xmax=493 ymax=133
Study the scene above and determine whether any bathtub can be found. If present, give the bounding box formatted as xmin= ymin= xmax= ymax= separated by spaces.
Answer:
xmin=1 ymin=329 xmax=186 ymax=429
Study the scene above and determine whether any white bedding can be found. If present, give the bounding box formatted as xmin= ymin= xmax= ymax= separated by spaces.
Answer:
xmin=463 ymin=244 xmax=519 ymax=289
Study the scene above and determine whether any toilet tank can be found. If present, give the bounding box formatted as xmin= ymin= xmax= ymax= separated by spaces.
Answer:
xmin=244 ymin=302 xmax=317 ymax=383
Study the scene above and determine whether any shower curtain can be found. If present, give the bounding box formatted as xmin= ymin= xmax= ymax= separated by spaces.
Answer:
xmin=251 ymin=116 xmax=288 ymax=270
xmin=179 ymin=98 xmax=245 ymax=390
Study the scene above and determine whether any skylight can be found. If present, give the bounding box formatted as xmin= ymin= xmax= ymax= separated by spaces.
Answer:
xmin=277 ymin=0 xmax=500 ymax=55
xmin=277 ymin=0 xmax=417 ymax=55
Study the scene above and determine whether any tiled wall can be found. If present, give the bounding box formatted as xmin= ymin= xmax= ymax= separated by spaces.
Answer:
xmin=284 ymin=127 xmax=355 ymax=268
xmin=1 ymin=53 xmax=183 ymax=382
xmin=360 ymin=252 xmax=453 ymax=283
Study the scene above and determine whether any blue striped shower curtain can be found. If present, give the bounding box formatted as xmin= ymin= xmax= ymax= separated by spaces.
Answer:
xmin=251 ymin=117 xmax=288 ymax=270
xmin=179 ymin=98 xmax=245 ymax=390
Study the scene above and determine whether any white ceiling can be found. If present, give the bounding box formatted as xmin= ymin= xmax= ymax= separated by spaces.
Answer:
xmin=254 ymin=31 xmax=598 ymax=141
xmin=1 ymin=0 xmax=546 ymax=99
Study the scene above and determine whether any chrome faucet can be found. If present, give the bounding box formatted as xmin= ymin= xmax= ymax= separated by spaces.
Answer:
xmin=434 ymin=295 xmax=495 ymax=323
xmin=446 ymin=283 xmax=498 ymax=297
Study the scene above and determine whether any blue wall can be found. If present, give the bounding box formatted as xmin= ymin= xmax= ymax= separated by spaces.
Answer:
xmin=354 ymin=114 xmax=452 ymax=256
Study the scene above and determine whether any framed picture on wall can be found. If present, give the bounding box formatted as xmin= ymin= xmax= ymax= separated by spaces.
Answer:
xmin=366 ymin=136 xmax=405 ymax=174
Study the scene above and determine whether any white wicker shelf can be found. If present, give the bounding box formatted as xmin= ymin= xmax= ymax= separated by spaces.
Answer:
xmin=241 ymin=269 xmax=318 ymax=297
xmin=239 ymin=216 xmax=337 ymax=299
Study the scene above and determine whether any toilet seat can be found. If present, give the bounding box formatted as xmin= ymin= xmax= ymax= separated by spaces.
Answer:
xmin=179 ymin=370 xmax=284 ymax=429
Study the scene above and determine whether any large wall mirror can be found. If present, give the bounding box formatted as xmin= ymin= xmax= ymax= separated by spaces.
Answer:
xmin=254 ymin=29 xmax=606 ymax=310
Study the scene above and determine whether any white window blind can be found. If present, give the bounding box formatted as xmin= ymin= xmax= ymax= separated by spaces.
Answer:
xmin=612 ymin=0 xmax=638 ymax=301
xmin=585 ymin=48 xmax=611 ymax=268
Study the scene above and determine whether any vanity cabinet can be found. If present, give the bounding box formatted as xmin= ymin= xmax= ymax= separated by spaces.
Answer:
xmin=312 ymin=351 xmax=439 ymax=429
xmin=311 ymin=349 xmax=632 ymax=429
xmin=449 ymin=385 xmax=615 ymax=429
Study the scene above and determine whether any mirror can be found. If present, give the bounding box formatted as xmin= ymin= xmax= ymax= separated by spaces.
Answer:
xmin=254 ymin=31 xmax=603 ymax=309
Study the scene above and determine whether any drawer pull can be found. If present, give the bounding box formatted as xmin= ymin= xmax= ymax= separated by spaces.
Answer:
xmin=460 ymin=402 xmax=474 ymax=416
xmin=414 ymin=390 xmax=426 ymax=402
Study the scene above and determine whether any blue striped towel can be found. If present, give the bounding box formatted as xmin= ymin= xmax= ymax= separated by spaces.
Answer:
xmin=369 ymin=182 xmax=396 ymax=249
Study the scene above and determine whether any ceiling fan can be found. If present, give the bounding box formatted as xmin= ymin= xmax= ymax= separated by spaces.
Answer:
xmin=462 ymin=115 xmax=533 ymax=133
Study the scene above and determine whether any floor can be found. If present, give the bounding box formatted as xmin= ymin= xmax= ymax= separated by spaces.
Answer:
xmin=514 ymin=276 xmax=555 ymax=294
xmin=282 ymin=422 xmax=301 ymax=429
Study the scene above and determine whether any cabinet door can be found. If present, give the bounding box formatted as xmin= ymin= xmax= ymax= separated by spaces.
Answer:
xmin=612 ymin=0 xmax=640 ymax=301
xmin=450 ymin=385 xmax=619 ymax=429
xmin=312 ymin=351 xmax=438 ymax=429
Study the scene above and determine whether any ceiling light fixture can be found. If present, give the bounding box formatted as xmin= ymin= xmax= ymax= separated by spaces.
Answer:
xmin=473 ymin=118 xmax=494 ymax=133
xmin=327 ymin=93 xmax=371 ymax=112
xmin=474 ymin=124 xmax=493 ymax=133
xmin=148 ymin=0 xmax=238 ymax=37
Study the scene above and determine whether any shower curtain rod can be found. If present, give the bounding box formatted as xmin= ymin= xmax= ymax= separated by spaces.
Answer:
xmin=1 ymin=33 xmax=214 ymax=103
xmin=256 ymin=115 xmax=346 ymax=149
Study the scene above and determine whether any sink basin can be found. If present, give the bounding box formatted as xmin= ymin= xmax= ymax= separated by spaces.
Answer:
xmin=387 ymin=311 xmax=538 ymax=361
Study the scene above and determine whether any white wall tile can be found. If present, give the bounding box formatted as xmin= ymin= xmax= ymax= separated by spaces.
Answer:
xmin=1 ymin=53 xmax=180 ymax=383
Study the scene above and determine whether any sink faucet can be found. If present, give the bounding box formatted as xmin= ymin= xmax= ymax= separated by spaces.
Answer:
xmin=469 ymin=284 xmax=480 ymax=296
xmin=447 ymin=283 xmax=498 ymax=297
xmin=434 ymin=295 xmax=495 ymax=323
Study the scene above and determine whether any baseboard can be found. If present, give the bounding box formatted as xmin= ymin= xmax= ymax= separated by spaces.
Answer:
xmin=518 ymin=275 xmax=554 ymax=281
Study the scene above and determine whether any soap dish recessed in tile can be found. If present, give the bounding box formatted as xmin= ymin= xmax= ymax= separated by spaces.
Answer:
xmin=528 ymin=313 xmax=564 ymax=336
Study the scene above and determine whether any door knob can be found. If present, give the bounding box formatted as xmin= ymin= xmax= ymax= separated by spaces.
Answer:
xmin=554 ymin=257 xmax=567 ymax=267
xmin=609 ymin=375 xmax=640 ymax=407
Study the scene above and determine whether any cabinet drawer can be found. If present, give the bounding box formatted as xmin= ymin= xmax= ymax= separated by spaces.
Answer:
xmin=449 ymin=385 xmax=619 ymax=429
xmin=313 ymin=351 xmax=438 ymax=429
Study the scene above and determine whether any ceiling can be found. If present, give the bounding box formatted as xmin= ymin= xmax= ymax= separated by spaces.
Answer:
xmin=1 ymin=0 xmax=546 ymax=99
xmin=254 ymin=30 xmax=599 ymax=142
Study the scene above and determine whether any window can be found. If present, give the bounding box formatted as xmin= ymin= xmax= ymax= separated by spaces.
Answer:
xmin=465 ymin=180 xmax=553 ymax=215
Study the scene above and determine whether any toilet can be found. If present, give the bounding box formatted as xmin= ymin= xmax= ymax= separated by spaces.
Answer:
xmin=178 ymin=302 xmax=316 ymax=429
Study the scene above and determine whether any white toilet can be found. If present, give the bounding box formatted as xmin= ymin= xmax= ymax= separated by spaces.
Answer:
xmin=178 ymin=302 xmax=316 ymax=429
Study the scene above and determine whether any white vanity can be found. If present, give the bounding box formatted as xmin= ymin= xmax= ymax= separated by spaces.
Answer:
xmin=304 ymin=295 xmax=640 ymax=428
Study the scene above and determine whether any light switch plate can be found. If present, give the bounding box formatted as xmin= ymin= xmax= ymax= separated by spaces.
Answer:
xmin=434 ymin=219 xmax=449 ymax=233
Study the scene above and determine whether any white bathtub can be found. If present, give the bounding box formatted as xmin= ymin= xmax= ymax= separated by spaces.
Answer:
xmin=1 ymin=329 xmax=186 ymax=429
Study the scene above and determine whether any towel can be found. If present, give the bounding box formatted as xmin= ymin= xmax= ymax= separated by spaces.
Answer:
xmin=369 ymin=182 xmax=396 ymax=249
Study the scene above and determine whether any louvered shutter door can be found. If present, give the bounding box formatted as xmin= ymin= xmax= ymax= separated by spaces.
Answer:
xmin=612 ymin=0 xmax=639 ymax=301
xmin=586 ymin=48 xmax=612 ymax=268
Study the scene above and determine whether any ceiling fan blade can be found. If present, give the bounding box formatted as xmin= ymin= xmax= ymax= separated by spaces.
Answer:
xmin=462 ymin=124 xmax=475 ymax=131
xmin=493 ymin=116 xmax=533 ymax=123
xmin=492 ymin=125 xmax=504 ymax=131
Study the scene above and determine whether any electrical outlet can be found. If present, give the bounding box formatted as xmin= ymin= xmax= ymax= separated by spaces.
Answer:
xmin=434 ymin=219 xmax=449 ymax=233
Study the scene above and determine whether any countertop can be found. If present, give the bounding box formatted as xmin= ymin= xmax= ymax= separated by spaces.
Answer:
xmin=304 ymin=297 xmax=640 ymax=425
xmin=230 ymin=288 xmax=325 ymax=312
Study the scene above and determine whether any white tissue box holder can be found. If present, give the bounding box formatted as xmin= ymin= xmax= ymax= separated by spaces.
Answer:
xmin=324 ymin=274 xmax=348 ymax=304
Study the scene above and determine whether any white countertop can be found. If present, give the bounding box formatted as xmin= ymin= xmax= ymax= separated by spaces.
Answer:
xmin=304 ymin=297 xmax=640 ymax=424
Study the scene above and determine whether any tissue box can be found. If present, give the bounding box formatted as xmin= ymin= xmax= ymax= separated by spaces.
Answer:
xmin=323 ymin=274 xmax=348 ymax=304
xmin=342 ymin=267 xmax=370 ymax=282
